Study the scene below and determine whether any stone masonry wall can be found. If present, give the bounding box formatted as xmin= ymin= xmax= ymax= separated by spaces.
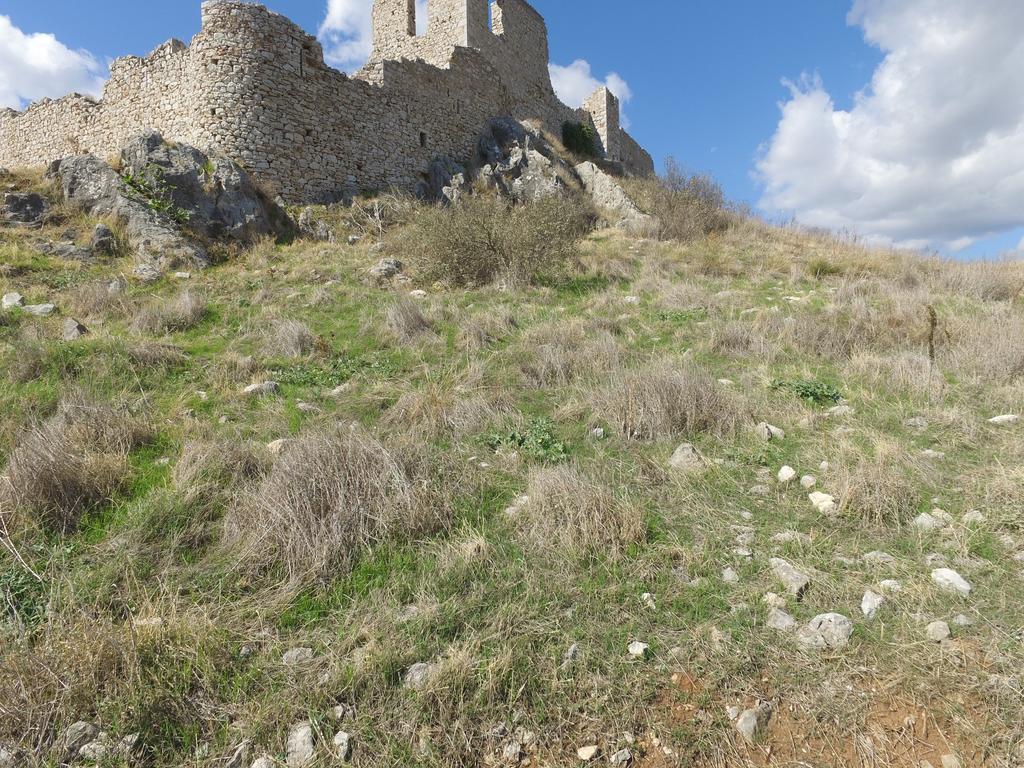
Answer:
xmin=0 ymin=0 xmax=654 ymax=202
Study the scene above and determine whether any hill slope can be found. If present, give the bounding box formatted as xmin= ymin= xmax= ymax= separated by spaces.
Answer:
xmin=1 ymin=167 xmax=1024 ymax=768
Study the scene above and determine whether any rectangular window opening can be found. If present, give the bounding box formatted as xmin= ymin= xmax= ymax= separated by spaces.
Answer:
xmin=419 ymin=131 xmax=428 ymax=148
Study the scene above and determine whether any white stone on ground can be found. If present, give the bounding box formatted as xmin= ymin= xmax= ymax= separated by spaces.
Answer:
xmin=926 ymin=621 xmax=951 ymax=642
xmin=243 ymin=381 xmax=279 ymax=396
xmin=767 ymin=608 xmax=796 ymax=632
xmin=577 ymin=744 xmax=600 ymax=761
xmin=777 ymin=465 xmax=797 ymax=484
xmin=770 ymin=558 xmax=811 ymax=598
xmin=609 ymin=748 xmax=633 ymax=766
xmin=641 ymin=593 xmax=656 ymax=610
xmin=953 ymin=613 xmax=974 ymax=627
xmin=735 ymin=702 xmax=773 ymax=745
xmin=24 ymin=303 xmax=56 ymax=316
xmin=962 ymin=510 xmax=986 ymax=525
xmin=281 ymin=647 xmax=313 ymax=665
xmin=800 ymin=475 xmax=816 ymax=489
xmin=1 ymin=292 xmax=24 ymax=310
xmin=879 ymin=579 xmax=902 ymax=594
xmin=286 ymin=722 xmax=315 ymax=768
xmin=828 ymin=404 xmax=855 ymax=417
xmin=863 ymin=551 xmax=896 ymax=567
xmin=913 ymin=512 xmax=942 ymax=531
xmin=627 ymin=641 xmax=649 ymax=658
xmin=722 ymin=567 xmax=739 ymax=584
xmin=403 ymin=662 xmax=436 ymax=690
xmin=988 ymin=414 xmax=1019 ymax=425
xmin=668 ymin=443 xmax=702 ymax=471
xmin=861 ymin=590 xmax=884 ymax=619
xmin=762 ymin=592 xmax=786 ymax=609
xmin=755 ymin=422 xmax=785 ymax=441
xmin=331 ymin=731 xmax=352 ymax=761
xmin=931 ymin=568 xmax=971 ymax=597
xmin=797 ymin=613 xmax=854 ymax=650
xmin=808 ymin=492 xmax=836 ymax=514
xmin=251 ymin=758 xmax=274 ymax=768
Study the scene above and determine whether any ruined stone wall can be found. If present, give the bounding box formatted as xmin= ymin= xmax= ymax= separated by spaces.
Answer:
xmin=0 ymin=0 xmax=654 ymax=202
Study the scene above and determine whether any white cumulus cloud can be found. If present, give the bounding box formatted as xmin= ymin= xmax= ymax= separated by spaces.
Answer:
xmin=319 ymin=0 xmax=427 ymax=71
xmin=0 ymin=15 xmax=107 ymax=109
xmin=549 ymin=59 xmax=632 ymax=127
xmin=757 ymin=0 xmax=1024 ymax=252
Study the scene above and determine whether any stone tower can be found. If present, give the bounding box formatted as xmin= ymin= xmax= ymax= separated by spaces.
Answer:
xmin=372 ymin=0 xmax=492 ymax=61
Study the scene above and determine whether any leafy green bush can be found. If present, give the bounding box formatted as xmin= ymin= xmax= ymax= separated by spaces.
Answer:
xmin=397 ymin=193 xmax=594 ymax=287
xmin=562 ymin=121 xmax=599 ymax=158
xmin=486 ymin=417 xmax=569 ymax=463
xmin=771 ymin=378 xmax=843 ymax=406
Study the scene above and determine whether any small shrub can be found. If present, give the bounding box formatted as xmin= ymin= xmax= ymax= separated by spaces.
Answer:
xmin=835 ymin=446 xmax=925 ymax=527
xmin=596 ymin=362 xmax=743 ymax=440
xmin=261 ymin=318 xmax=322 ymax=358
xmin=562 ymin=121 xmax=599 ymax=158
xmin=223 ymin=427 xmax=438 ymax=584
xmin=519 ymin=319 xmax=623 ymax=386
xmin=771 ymin=378 xmax=843 ymax=406
xmin=385 ymin=297 xmax=435 ymax=344
xmin=485 ymin=417 xmax=569 ymax=463
xmin=398 ymin=194 xmax=594 ymax=287
xmin=131 ymin=289 xmax=208 ymax=335
xmin=1 ymin=396 xmax=152 ymax=534
xmin=622 ymin=158 xmax=731 ymax=242
xmin=809 ymin=258 xmax=843 ymax=279
xmin=520 ymin=464 xmax=645 ymax=556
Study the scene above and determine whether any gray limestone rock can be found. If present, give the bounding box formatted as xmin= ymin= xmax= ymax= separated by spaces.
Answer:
xmin=1 ymin=192 xmax=49 ymax=226
xmin=575 ymin=160 xmax=653 ymax=233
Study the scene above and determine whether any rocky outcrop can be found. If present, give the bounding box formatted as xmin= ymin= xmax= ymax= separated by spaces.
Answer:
xmin=48 ymin=131 xmax=290 ymax=279
xmin=1 ymin=192 xmax=49 ymax=227
xmin=575 ymin=161 xmax=654 ymax=234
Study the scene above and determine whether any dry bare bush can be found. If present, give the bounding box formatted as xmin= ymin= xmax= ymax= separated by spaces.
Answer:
xmin=621 ymin=158 xmax=732 ymax=243
xmin=711 ymin=317 xmax=782 ymax=362
xmin=934 ymin=260 xmax=1024 ymax=302
xmin=383 ymin=369 xmax=508 ymax=439
xmin=457 ymin=307 xmax=519 ymax=352
xmin=519 ymin=319 xmax=623 ymax=386
xmin=595 ymin=362 xmax=744 ymax=440
xmin=943 ymin=306 xmax=1024 ymax=384
xmin=0 ymin=397 xmax=151 ymax=534
xmin=520 ymin=464 xmax=645 ymax=556
xmin=850 ymin=350 xmax=938 ymax=398
xmin=173 ymin=437 xmax=268 ymax=507
xmin=67 ymin=280 xmax=132 ymax=319
xmin=223 ymin=427 xmax=439 ymax=584
xmin=385 ymin=297 xmax=435 ymax=344
xmin=260 ymin=318 xmax=321 ymax=358
xmin=396 ymin=193 xmax=593 ymax=287
xmin=131 ymin=289 xmax=208 ymax=335
xmin=834 ymin=444 xmax=927 ymax=527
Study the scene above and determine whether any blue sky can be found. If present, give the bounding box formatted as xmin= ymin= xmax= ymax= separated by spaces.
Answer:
xmin=2 ymin=0 xmax=1023 ymax=260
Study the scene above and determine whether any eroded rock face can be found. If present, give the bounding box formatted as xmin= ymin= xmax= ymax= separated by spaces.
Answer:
xmin=575 ymin=161 xmax=653 ymax=233
xmin=48 ymin=131 xmax=291 ymax=277
xmin=50 ymin=153 xmax=208 ymax=275
xmin=120 ymin=131 xmax=287 ymax=243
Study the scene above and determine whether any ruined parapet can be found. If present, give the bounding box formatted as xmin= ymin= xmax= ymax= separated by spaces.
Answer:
xmin=583 ymin=87 xmax=621 ymax=161
xmin=0 ymin=0 xmax=653 ymax=199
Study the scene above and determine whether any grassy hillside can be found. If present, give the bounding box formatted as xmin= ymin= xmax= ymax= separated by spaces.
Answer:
xmin=1 ymin=167 xmax=1023 ymax=768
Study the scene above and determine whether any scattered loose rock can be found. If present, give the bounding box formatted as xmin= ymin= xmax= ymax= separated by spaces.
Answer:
xmin=722 ymin=567 xmax=740 ymax=584
xmin=861 ymin=590 xmax=884 ymax=619
xmin=767 ymin=608 xmax=796 ymax=632
xmin=988 ymin=414 xmax=1019 ymax=426
xmin=808 ymin=492 xmax=837 ymax=514
xmin=863 ymin=551 xmax=897 ymax=567
xmin=771 ymin=530 xmax=811 ymax=545
xmin=2 ymin=292 xmax=24 ymax=310
xmin=879 ymin=579 xmax=902 ymax=594
xmin=755 ymin=422 xmax=785 ymax=442
xmin=24 ymin=303 xmax=56 ymax=317
xmin=282 ymin=647 xmax=314 ymax=665
xmin=577 ymin=744 xmax=600 ymax=761
xmin=913 ymin=512 xmax=942 ymax=532
xmin=63 ymin=317 xmax=88 ymax=341
xmin=332 ymin=731 xmax=352 ymax=762
xmin=770 ymin=557 xmax=811 ymax=599
xmin=735 ymin=701 xmax=773 ymax=745
xmin=285 ymin=722 xmax=315 ymax=768
xmin=668 ymin=442 xmax=703 ymax=471
xmin=243 ymin=381 xmax=280 ymax=397
xmin=627 ymin=641 xmax=650 ymax=659
xmin=797 ymin=613 xmax=854 ymax=650
xmin=609 ymin=747 xmax=633 ymax=766
xmin=404 ymin=662 xmax=436 ymax=690
xmin=777 ymin=465 xmax=797 ymax=484
xmin=926 ymin=621 xmax=951 ymax=642
xmin=800 ymin=475 xmax=816 ymax=489
xmin=931 ymin=568 xmax=971 ymax=597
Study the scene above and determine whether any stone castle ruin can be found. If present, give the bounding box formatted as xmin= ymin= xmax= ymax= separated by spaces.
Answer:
xmin=0 ymin=0 xmax=653 ymax=204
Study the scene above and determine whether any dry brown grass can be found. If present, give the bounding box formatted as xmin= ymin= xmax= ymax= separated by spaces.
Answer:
xmin=131 ymin=289 xmax=208 ymax=335
xmin=519 ymin=319 xmax=624 ymax=386
xmin=259 ymin=318 xmax=322 ymax=358
xmin=943 ymin=305 xmax=1024 ymax=384
xmin=395 ymin=193 xmax=593 ymax=287
xmin=621 ymin=159 xmax=733 ymax=243
xmin=520 ymin=464 xmax=645 ymax=556
xmin=385 ymin=297 xmax=435 ymax=345
xmin=0 ymin=396 xmax=151 ymax=534
xmin=457 ymin=306 xmax=519 ymax=352
xmin=173 ymin=437 xmax=268 ymax=507
xmin=67 ymin=279 xmax=133 ymax=320
xmin=834 ymin=442 xmax=928 ymax=527
xmin=382 ymin=367 xmax=509 ymax=439
xmin=222 ymin=427 xmax=440 ymax=584
xmin=595 ymin=362 xmax=744 ymax=440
